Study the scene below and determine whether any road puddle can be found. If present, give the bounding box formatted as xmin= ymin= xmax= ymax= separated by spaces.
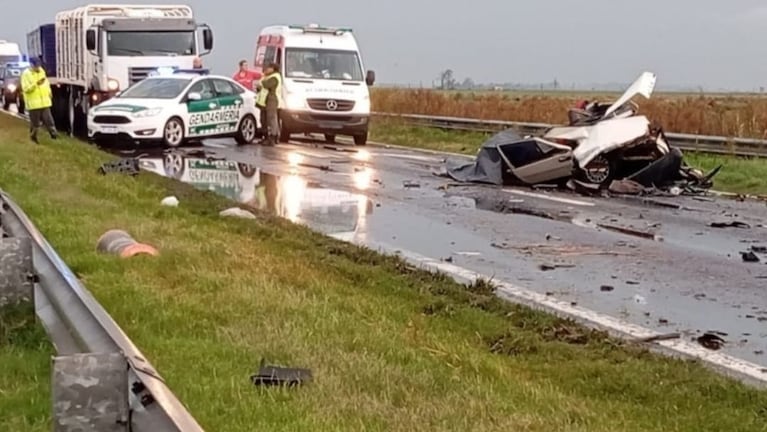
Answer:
xmin=136 ymin=150 xmax=374 ymax=241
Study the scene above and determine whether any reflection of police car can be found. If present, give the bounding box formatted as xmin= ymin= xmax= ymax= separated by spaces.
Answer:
xmin=87 ymin=70 xmax=260 ymax=147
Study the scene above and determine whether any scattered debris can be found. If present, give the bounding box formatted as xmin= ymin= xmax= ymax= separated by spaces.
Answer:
xmin=251 ymin=359 xmax=312 ymax=387
xmin=658 ymin=318 xmax=669 ymax=325
xmin=98 ymin=157 xmax=140 ymax=176
xmin=600 ymin=285 xmax=615 ymax=292
xmin=632 ymin=295 xmax=647 ymax=305
xmin=503 ymin=243 xmax=633 ymax=257
xmin=741 ymin=251 xmax=760 ymax=263
xmin=626 ymin=280 xmax=640 ymax=285
xmin=709 ymin=221 xmax=751 ymax=229
xmin=403 ymin=180 xmax=421 ymax=188
xmin=161 ymin=196 xmax=179 ymax=207
xmin=96 ymin=229 xmax=158 ymax=258
xmin=608 ymin=179 xmax=646 ymax=195
xmin=751 ymin=245 xmax=767 ymax=254
xmin=220 ymin=207 xmax=256 ymax=219
xmin=597 ymin=223 xmax=657 ymax=240
xmin=539 ymin=263 xmax=575 ymax=271
xmin=454 ymin=251 xmax=481 ymax=257
xmin=697 ymin=333 xmax=726 ymax=350
xmin=635 ymin=332 xmax=681 ymax=343
xmin=755 ymin=350 xmax=765 ymax=356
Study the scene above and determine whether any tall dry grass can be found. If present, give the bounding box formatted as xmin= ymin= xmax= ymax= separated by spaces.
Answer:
xmin=371 ymin=88 xmax=767 ymax=139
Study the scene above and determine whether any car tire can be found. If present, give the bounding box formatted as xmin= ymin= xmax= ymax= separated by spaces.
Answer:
xmin=162 ymin=117 xmax=185 ymax=148
xmin=576 ymin=154 xmax=617 ymax=187
xmin=324 ymin=134 xmax=336 ymax=143
xmin=353 ymin=132 xmax=368 ymax=146
xmin=163 ymin=152 xmax=186 ymax=179
xmin=235 ymin=114 xmax=257 ymax=146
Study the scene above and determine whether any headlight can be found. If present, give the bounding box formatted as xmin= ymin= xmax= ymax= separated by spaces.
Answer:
xmin=7 ymin=83 xmax=16 ymax=92
xmin=284 ymin=92 xmax=305 ymax=109
xmin=133 ymin=108 xmax=163 ymax=118
xmin=107 ymin=78 xmax=120 ymax=91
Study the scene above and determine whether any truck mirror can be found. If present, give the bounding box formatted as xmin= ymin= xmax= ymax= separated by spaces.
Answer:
xmin=365 ymin=70 xmax=376 ymax=86
xmin=203 ymin=29 xmax=213 ymax=51
xmin=86 ymin=29 xmax=96 ymax=51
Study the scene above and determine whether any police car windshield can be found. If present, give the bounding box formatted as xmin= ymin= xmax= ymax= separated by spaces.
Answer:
xmin=285 ymin=48 xmax=363 ymax=81
xmin=120 ymin=78 xmax=192 ymax=99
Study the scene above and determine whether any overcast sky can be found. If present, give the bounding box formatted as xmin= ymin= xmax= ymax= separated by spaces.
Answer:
xmin=4 ymin=0 xmax=767 ymax=90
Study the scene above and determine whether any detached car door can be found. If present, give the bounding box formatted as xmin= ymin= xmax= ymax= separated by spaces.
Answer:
xmin=499 ymin=138 xmax=574 ymax=185
xmin=210 ymin=78 xmax=245 ymax=136
xmin=185 ymin=78 xmax=219 ymax=138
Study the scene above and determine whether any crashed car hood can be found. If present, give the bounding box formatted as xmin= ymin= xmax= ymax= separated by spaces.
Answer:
xmin=603 ymin=71 xmax=657 ymax=119
xmin=545 ymin=116 xmax=651 ymax=168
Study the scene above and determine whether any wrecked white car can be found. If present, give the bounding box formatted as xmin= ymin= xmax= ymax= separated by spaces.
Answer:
xmin=445 ymin=72 xmax=716 ymax=192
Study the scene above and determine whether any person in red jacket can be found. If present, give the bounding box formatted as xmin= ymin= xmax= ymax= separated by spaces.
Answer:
xmin=233 ymin=60 xmax=261 ymax=91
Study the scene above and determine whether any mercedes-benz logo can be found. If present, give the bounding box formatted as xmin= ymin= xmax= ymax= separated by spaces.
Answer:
xmin=326 ymin=99 xmax=338 ymax=111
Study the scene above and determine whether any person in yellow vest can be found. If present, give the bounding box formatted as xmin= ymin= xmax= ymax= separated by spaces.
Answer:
xmin=20 ymin=57 xmax=58 ymax=143
xmin=256 ymin=62 xmax=282 ymax=146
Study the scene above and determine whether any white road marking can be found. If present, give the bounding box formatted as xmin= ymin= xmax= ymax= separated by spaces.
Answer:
xmin=504 ymin=188 xmax=595 ymax=207
xmin=364 ymin=240 xmax=767 ymax=387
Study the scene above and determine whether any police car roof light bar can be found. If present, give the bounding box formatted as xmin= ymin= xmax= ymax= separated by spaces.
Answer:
xmin=174 ymin=68 xmax=210 ymax=75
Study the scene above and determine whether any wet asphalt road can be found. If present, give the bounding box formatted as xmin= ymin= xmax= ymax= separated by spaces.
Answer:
xmin=106 ymin=136 xmax=767 ymax=368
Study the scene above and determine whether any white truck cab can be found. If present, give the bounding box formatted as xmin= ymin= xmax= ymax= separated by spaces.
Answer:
xmin=253 ymin=24 xmax=375 ymax=145
xmin=0 ymin=40 xmax=22 ymax=65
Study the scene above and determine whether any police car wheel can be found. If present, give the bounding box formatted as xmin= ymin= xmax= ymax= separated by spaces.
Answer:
xmin=235 ymin=115 xmax=257 ymax=145
xmin=163 ymin=117 xmax=185 ymax=148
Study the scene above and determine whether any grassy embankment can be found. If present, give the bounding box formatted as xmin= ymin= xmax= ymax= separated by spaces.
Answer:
xmin=1 ymin=113 xmax=766 ymax=431
xmin=370 ymin=89 xmax=767 ymax=195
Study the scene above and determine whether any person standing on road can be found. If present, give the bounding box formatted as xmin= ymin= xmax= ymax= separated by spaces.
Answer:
xmin=232 ymin=60 xmax=261 ymax=91
xmin=20 ymin=57 xmax=58 ymax=143
xmin=256 ymin=63 xmax=282 ymax=145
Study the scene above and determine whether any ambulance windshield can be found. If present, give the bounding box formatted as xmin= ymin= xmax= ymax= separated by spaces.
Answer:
xmin=120 ymin=78 xmax=192 ymax=99
xmin=285 ymin=48 xmax=363 ymax=81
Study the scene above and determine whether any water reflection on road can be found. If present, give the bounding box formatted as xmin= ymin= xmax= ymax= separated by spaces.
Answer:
xmin=137 ymin=149 xmax=373 ymax=242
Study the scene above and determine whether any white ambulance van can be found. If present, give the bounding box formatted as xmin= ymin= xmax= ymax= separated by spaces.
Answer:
xmin=253 ymin=24 xmax=375 ymax=145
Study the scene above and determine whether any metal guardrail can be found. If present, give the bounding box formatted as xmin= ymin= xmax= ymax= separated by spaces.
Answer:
xmin=373 ymin=112 xmax=767 ymax=158
xmin=0 ymin=190 xmax=204 ymax=432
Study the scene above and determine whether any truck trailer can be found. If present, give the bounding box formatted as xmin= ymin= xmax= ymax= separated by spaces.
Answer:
xmin=26 ymin=4 xmax=213 ymax=135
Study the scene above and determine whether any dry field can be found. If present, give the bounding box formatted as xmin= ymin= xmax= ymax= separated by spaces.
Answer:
xmin=371 ymin=88 xmax=767 ymax=139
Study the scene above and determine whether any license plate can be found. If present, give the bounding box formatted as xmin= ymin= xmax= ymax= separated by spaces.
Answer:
xmin=101 ymin=126 xmax=118 ymax=133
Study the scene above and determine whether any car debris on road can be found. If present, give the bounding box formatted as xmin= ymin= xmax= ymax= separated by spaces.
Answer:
xmin=441 ymin=72 xmax=720 ymax=197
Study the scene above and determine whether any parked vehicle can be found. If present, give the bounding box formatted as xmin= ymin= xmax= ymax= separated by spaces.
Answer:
xmin=0 ymin=40 xmax=22 ymax=65
xmin=87 ymin=71 xmax=259 ymax=147
xmin=0 ymin=62 xmax=26 ymax=114
xmin=26 ymin=4 xmax=214 ymax=136
xmin=253 ymin=24 xmax=375 ymax=145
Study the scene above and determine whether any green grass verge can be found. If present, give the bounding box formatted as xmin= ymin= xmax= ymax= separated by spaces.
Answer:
xmin=1 ymin=114 xmax=766 ymax=431
xmin=370 ymin=122 xmax=767 ymax=196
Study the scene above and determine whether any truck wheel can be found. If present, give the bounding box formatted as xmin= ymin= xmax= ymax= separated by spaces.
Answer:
xmin=163 ymin=117 xmax=185 ymax=148
xmin=235 ymin=115 xmax=257 ymax=145
xmin=353 ymin=132 xmax=368 ymax=146
xmin=324 ymin=134 xmax=336 ymax=143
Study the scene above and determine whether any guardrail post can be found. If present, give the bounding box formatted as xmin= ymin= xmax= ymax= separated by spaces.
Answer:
xmin=0 ymin=236 xmax=35 ymax=335
xmin=52 ymin=352 xmax=130 ymax=432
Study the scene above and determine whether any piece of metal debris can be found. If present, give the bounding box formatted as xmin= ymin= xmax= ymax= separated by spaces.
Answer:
xmin=597 ymin=223 xmax=658 ymax=240
xmin=538 ymin=263 xmax=575 ymax=271
xmin=741 ymin=251 xmax=760 ymax=263
xmin=751 ymin=245 xmax=767 ymax=254
xmin=697 ymin=333 xmax=726 ymax=350
xmin=251 ymin=359 xmax=312 ymax=387
xmin=710 ymin=221 xmax=751 ymax=229
xmin=403 ymin=180 xmax=421 ymax=188
xmin=600 ymin=285 xmax=615 ymax=292
xmin=635 ymin=332 xmax=681 ymax=343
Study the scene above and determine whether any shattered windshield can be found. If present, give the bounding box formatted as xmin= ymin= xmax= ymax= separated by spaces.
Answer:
xmin=285 ymin=48 xmax=363 ymax=81
xmin=119 ymin=78 xmax=192 ymax=99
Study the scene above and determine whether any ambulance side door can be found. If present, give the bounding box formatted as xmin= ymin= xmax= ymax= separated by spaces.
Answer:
xmin=184 ymin=78 xmax=218 ymax=137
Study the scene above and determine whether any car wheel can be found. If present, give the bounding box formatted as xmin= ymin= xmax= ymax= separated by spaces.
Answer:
xmin=324 ymin=134 xmax=336 ymax=143
xmin=235 ymin=114 xmax=257 ymax=145
xmin=353 ymin=132 xmax=368 ymax=146
xmin=237 ymin=162 xmax=257 ymax=178
xmin=163 ymin=117 xmax=185 ymax=148
xmin=577 ymin=154 xmax=616 ymax=187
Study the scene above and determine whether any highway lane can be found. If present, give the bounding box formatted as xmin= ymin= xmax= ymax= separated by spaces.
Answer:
xmin=103 ymin=136 xmax=767 ymax=372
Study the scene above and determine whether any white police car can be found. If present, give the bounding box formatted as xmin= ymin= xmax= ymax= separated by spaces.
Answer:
xmin=87 ymin=70 xmax=260 ymax=147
